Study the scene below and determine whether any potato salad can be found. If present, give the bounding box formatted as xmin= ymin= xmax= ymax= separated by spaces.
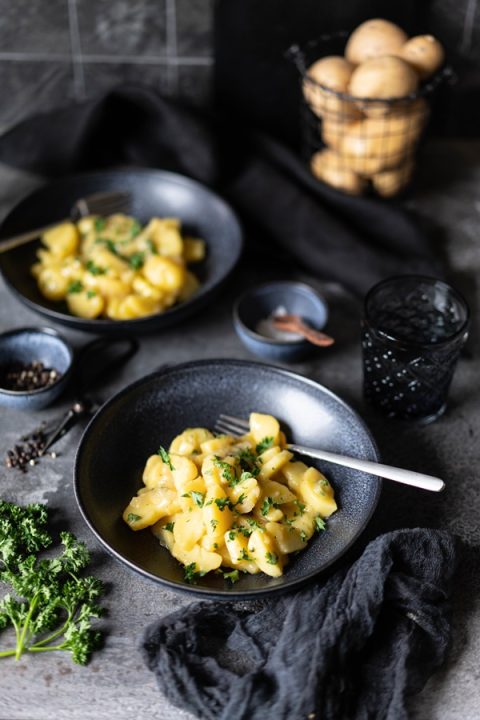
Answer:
xmin=123 ymin=413 xmax=337 ymax=582
xmin=31 ymin=214 xmax=205 ymax=320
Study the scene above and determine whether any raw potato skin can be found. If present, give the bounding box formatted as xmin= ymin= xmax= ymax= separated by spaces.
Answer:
xmin=348 ymin=56 xmax=419 ymax=115
xmin=311 ymin=149 xmax=366 ymax=195
xmin=399 ymin=35 xmax=445 ymax=80
xmin=303 ymin=56 xmax=360 ymax=120
xmin=345 ymin=19 xmax=408 ymax=65
xmin=372 ymin=159 xmax=414 ymax=197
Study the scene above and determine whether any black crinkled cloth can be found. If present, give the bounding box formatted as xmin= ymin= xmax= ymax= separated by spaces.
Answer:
xmin=0 ymin=85 xmax=443 ymax=295
xmin=142 ymin=528 xmax=456 ymax=720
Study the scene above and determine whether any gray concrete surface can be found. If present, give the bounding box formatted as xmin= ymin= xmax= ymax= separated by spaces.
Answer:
xmin=0 ymin=142 xmax=479 ymax=719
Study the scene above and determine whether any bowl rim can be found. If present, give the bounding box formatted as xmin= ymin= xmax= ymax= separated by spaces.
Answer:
xmin=233 ymin=281 xmax=329 ymax=347
xmin=74 ymin=358 xmax=382 ymax=599
xmin=0 ymin=325 xmax=74 ymax=397
xmin=0 ymin=168 xmax=243 ymax=332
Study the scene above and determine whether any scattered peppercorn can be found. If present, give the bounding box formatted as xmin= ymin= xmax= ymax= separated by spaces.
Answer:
xmin=0 ymin=361 xmax=61 ymax=392
xmin=5 ymin=427 xmax=58 ymax=473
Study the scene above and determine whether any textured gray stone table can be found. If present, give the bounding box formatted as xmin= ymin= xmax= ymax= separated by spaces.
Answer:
xmin=0 ymin=142 xmax=479 ymax=720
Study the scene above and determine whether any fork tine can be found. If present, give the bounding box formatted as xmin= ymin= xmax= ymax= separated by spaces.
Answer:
xmin=215 ymin=415 xmax=249 ymax=437
xmin=75 ymin=192 xmax=131 ymax=218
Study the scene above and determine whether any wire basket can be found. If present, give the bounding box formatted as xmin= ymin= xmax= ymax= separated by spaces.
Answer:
xmin=288 ymin=33 xmax=452 ymax=197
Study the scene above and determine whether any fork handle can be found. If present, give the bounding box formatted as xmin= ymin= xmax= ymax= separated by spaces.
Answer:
xmin=287 ymin=444 xmax=445 ymax=492
xmin=0 ymin=219 xmax=68 ymax=254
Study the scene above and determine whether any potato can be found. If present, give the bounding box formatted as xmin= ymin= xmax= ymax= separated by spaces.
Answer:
xmin=265 ymin=521 xmax=306 ymax=554
xmin=228 ymin=474 xmax=260 ymax=513
xmin=310 ymin=149 xmax=367 ymax=194
xmin=132 ymin=276 xmax=165 ymax=302
xmin=183 ymin=237 xmax=206 ymax=263
xmin=142 ymin=218 xmax=184 ymax=258
xmin=345 ymin=19 xmax=408 ymax=65
xmin=143 ymin=256 xmax=186 ymax=292
xmin=171 ymin=543 xmax=222 ymax=575
xmin=257 ymin=450 xmax=294 ymax=481
xmin=200 ymin=436 xmax=235 ymax=456
xmin=281 ymin=461 xmax=310 ymax=492
xmin=258 ymin=479 xmax=297 ymax=505
xmin=37 ymin=268 xmax=70 ymax=301
xmin=173 ymin=508 xmax=205 ymax=550
xmin=339 ymin=103 xmax=426 ymax=175
xmin=348 ymin=57 xmax=419 ymax=117
xmin=66 ymin=289 xmax=105 ymax=319
xmin=177 ymin=271 xmax=200 ymax=303
xmin=222 ymin=531 xmax=258 ymax=573
xmin=42 ymin=221 xmax=79 ymax=258
xmin=321 ymin=116 xmax=356 ymax=151
xmin=303 ymin=56 xmax=360 ymax=120
xmin=247 ymin=529 xmax=283 ymax=577
xmin=123 ymin=487 xmax=180 ymax=530
xmin=371 ymin=158 xmax=414 ymax=197
xmin=170 ymin=455 xmax=201 ymax=494
xmin=249 ymin=412 xmax=281 ymax=445
xmin=398 ymin=35 xmax=445 ymax=80
xmin=170 ymin=428 xmax=214 ymax=456
xmin=203 ymin=497 xmax=232 ymax=549
xmin=142 ymin=454 xmax=175 ymax=489
xmin=297 ymin=468 xmax=338 ymax=517
xmin=85 ymin=275 xmax=131 ymax=300
xmin=151 ymin=519 xmax=176 ymax=551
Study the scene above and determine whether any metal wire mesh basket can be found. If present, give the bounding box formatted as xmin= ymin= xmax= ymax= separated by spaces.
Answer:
xmin=288 ymin=33 xmax=451 ymax=197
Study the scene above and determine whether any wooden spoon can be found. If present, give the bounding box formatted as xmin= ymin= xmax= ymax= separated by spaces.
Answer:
xmin=272 ymin=314 xmax=335 ymax=347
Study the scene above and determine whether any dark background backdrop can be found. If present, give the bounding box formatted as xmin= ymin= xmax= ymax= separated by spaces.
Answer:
xmin=0 ymin=0 xmax=478 ymax=139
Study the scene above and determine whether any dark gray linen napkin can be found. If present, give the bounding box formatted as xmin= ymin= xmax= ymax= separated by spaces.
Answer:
xmin=142 ymin=528 xmax=456 ymax=720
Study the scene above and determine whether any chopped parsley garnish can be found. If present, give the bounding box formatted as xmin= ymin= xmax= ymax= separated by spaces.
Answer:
xmin=164 ymin=522 xmax=175 ymax=532
xmin=222 ymin=569 xmax=240 ymax=583
xmin=236 ymin=493 xmax=246 ymax=506
xmin=240 ymin=471 xmax=255 ymax=483
xmin=294 ymin=500 xmax=306 ymax=514
xmin=157 ymin=446 xmax=174 ymax=471
xmin=214 ymin=498 xmax=233 ymax=511
xmin=129 ymin=252 xmax=145 ymax=270
xmin=321 ymin=478 xmax=330 ymax=487
xmin=127 ymin=513 xmax=141 ymax=523
xmin=67 ymin=280 xmax=83 ymax=294
xmin=256 ymin=437 xmax=274 ymax=454
xmin=228 ymin=530 xmax=236 ymax=541
xmin=96 ymin=238 xmax=120 ymax=256
xmin=94 ymin=217 xmax=106 ymax=232
xmin=86 ymin=289 xmax=97 ymax=299
xmin=130 ymin=220 xmax=142 ymax=238
xmin=261 ymin=497 xmax=280 ymax=516
xmin=210 ymin=519 xmax=218 ymax=531
xmin=183 ymin=562 xmax=205 ymax=583
xmin=237 ymin=449 xmax=260 ymax=477
xmin=247 ymin=518 xmax=263 ymax=531
xmin=85 ymin=260 xmax=106 ymax=276
xmin=239 ymin=549 xmax=252 ymax=561
xmin=300 ymin=530 xmax=307 ymax=543
xmin=233 ymin=525 xmax=252 ymax=538
xmin=213 ymin=457 xmax=238 ymax=487
xmin=146 ymin=238 xmax=158 ymax=254
xmin=265 ymin=552 xmax=278 ymax=565
xmin=315 ymin=516 xmax=326 ymax=532
xmin=191 ymin=491 xmax=205 ymax=508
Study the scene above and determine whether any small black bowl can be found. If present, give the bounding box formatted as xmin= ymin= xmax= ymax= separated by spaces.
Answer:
xmin=0 ymin=327 xmax=73 ymax=410
xmin=233 ymin=281 xmax=329 ymax=362
xmin=75 ymin=359 xmax=381 ymax=599
xmin=0 ymin=170 xmax=243 ymax=334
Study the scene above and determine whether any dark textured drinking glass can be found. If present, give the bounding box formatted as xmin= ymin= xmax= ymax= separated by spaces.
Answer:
xmin=362 ymin=276 xmax=470 ymax=422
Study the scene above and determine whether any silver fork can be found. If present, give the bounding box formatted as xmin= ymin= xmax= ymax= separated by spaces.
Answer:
xmin=0 ymin=191 xmax=131 ymax=254
xmin=215 ymin=414 xmax=445 ymax=493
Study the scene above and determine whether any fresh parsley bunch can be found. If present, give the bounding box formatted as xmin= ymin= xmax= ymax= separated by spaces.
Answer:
xmin=0 ymin=501 xmax=104 ymax=665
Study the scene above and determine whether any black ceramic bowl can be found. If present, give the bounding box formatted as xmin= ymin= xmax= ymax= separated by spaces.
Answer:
xmin=0 ymin=170 xmax=242 ymax=334
xmin=75 ymin=359 xmax=381 ymax=598
xmin=0 ymin=327 xmax=73 ymax=410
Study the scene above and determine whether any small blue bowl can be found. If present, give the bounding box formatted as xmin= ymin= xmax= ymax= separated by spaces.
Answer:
xmin=0 ymin=327 xmax=74 ymax=410
xmin=233 ymin=281 xmax=329 ymax=362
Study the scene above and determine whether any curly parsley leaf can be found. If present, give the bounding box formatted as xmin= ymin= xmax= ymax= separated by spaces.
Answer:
xmin=261 ymin=497 xmax=280 ymax=516
xmin=213 ymin=457 xmax=238 ymax=487
xmin=67 ymin=280 xmax=83 ymax=295
xmin=183 ymin=563 xmax=206 ymax=584
xmin=222 ymin=569 xmax=240 ymax=583
xmin=191 ymin=491 xmax=205 ymax=508
xmin=265 ymin=552 xmax=278 ymax=565
xmin=0 ymin=501 xmax=104 ymax=665
xmin=315 ymin=516 xmax=326 ymax=532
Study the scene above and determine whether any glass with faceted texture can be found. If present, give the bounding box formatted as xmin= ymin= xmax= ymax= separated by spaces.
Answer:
xmin=362 ymin=276 xmax=470 ymax=422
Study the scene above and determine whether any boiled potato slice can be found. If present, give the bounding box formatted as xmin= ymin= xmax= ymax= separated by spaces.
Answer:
xmin=298 ymin=468 xmax=338 ymax=517
xmin=257 ymin=446 xmax=281 ymax=464
xmin=42 ymin=222 xmax=79 ymax=258
xmin=142 ymin=454 xmax=175 ymax=489
xmin=151 ymin=518 xmax=177 ymax=551
xmin=247 ymin=529 xmax=283 ymax=577
xmin=259 ymin=479 xmax=296 ymax=505
xmin=170 ymin=454 xmax=201 ymax=493
xmin=249 ymin=413 xmax=280 ymax=445
xmin=178 ymin=271 xmax=200 ymax=302
xmin=201 ymin=436 xmax=235 ymax=456
xmin=143 ymin=256 xmax=185 ymax=292
xmin=66 ymin=290 xmax=105 ymax=319
xmin=281 ymin=461 xmax=310 ymax=492
xmin=38 ymin=268 xmax=70 ymax=301
xmin=203 ymin=495 xmax=233 ymax=549
xmin=173 ymin=509 xmax=205 ymax=551
xmin=116 ymin=294 xmax=161 ymax=319
xmin=172 ymin=543 xmax=222 ymax=575
xmin=266 ymin=521 xmax=306 ymax=554
xmin=132 ymin=276 xmax=165 ymax=302
xmin=228 ymin=475 xmax=260 ymax=513
xmin=170 ymin=428 xmax=214 ymax=456
xmin=123 ymin=487 xmax=180 ymax=530
xmin=143 ymin=218 xmax=184 ymax=258
xmin=224 ymin=529 xmax=257 ymax=574
xmin=183 ymin=237 xmax=206 ymax=263
xmin=258 ymin=450 xmax=294 ymax=481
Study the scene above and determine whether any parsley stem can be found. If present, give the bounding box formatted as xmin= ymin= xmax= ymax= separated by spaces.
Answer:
xmin=0 ymin=649 xmax=17 ymax=657
xmin=27 ymin=643 xmax=67 ymax=654
xmin=15 ymin=593 xmax=39 ymax=660
xmin=31 ymin=614 xmax=72 ymax=648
